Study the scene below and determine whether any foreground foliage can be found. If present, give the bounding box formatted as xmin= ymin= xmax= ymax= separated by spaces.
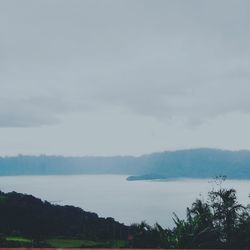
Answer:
xmin=0 ymin=177 xmax=249 ymax=248
xmin=130 ymin=179 xmax=250 ymax=249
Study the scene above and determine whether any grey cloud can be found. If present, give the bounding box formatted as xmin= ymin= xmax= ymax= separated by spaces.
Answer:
xmin=1 ymin=0 xmax=250 ymax=127
xmin=0 ymin=96 xmax=89 ymax=127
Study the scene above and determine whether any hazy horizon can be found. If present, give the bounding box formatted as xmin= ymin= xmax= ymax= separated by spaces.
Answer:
xmin=1 ymin=147 xmax=250 ymax=158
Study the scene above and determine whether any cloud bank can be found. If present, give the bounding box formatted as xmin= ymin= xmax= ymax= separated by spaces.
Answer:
xmin=1 ymin=0 xmax=250 ymax=127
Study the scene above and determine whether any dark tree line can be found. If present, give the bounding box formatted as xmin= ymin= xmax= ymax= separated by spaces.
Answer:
xmin=0 ymin=177 xmax=250 ymax=248
xmin=0 ymin=191 xmax=128 ymax=241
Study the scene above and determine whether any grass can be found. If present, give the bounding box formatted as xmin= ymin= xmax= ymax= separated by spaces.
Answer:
xmin=5 ymin=236 xmax=32 ymax=243
xmin=107 ymin=240 xmax=127 ymax=248
xmin=46 ymin=238 xmax=127 ymax=248
xmin=0 ymin=195 xmax=7 ymax=203
xmin=81 ymin=239 xmax=126 ymax=248
xmin=4 ymin=235 xmax=126 ymax=248
xmin=46 ymin=238 xmax=85 ymax=248
xmin=5 ymin=235 xmax=126 ymax=248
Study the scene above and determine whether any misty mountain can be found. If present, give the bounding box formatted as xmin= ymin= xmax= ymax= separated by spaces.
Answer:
xmin=0 ymin=149 xmax=250 ymax=180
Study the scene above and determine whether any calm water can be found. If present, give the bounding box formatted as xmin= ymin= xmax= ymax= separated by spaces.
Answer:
xmin=0 ymin=175 xmax=249 ymax=227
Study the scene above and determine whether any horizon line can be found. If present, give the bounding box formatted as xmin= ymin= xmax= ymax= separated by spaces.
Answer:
xmin=1 ymin=147 xmax=250 ymax=158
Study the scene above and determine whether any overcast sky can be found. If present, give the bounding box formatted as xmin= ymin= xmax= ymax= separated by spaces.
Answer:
xmin=1 ymin=0 xmax=250 ymax=156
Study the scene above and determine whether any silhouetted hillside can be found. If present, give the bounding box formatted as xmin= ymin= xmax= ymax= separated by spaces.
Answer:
xmin=0 ymin=191 xmax=128 ymax=240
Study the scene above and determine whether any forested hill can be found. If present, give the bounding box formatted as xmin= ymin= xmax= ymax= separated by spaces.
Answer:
xmin=0 ymin=191 xmax=128 ymax=241
xmin=1 ymin=148 xmax=250 ymax=179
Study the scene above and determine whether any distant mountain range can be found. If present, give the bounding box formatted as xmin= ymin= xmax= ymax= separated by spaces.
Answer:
xmin=1 ymin=148 xmax=250 ymax=180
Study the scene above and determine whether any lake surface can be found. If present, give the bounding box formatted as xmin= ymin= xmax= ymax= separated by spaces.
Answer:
xmin=0 ymin=175 xmax=249 ymax=227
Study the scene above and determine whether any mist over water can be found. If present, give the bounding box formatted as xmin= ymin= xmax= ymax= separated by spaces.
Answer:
xmin=0 ymin=175 xmax=249 ymax=228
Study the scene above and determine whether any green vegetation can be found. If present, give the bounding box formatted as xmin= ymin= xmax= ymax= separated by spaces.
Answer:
xmin=0 ymin=195 xmax=7 ymax=202
xmin=129 ymin=177 xmax=250 ymax=249
xmin=46 ymin=238 xmax=85 ymax=248
xmin=46 ymin=238 xmax=126 ymax=248
xmin=0 ymin=190 xmax=128 ymax=247
xmin=1 ymin=236 xmax=126 ymax=248
xmin=5 ymin=236 xmax=32 ymax=243
xmin=0 ymin=176 xmax=250 ymax=248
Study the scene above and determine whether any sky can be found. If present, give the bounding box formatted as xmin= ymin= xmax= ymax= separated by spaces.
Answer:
xmin=1 ymin=0 xmax=250 ymax=156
